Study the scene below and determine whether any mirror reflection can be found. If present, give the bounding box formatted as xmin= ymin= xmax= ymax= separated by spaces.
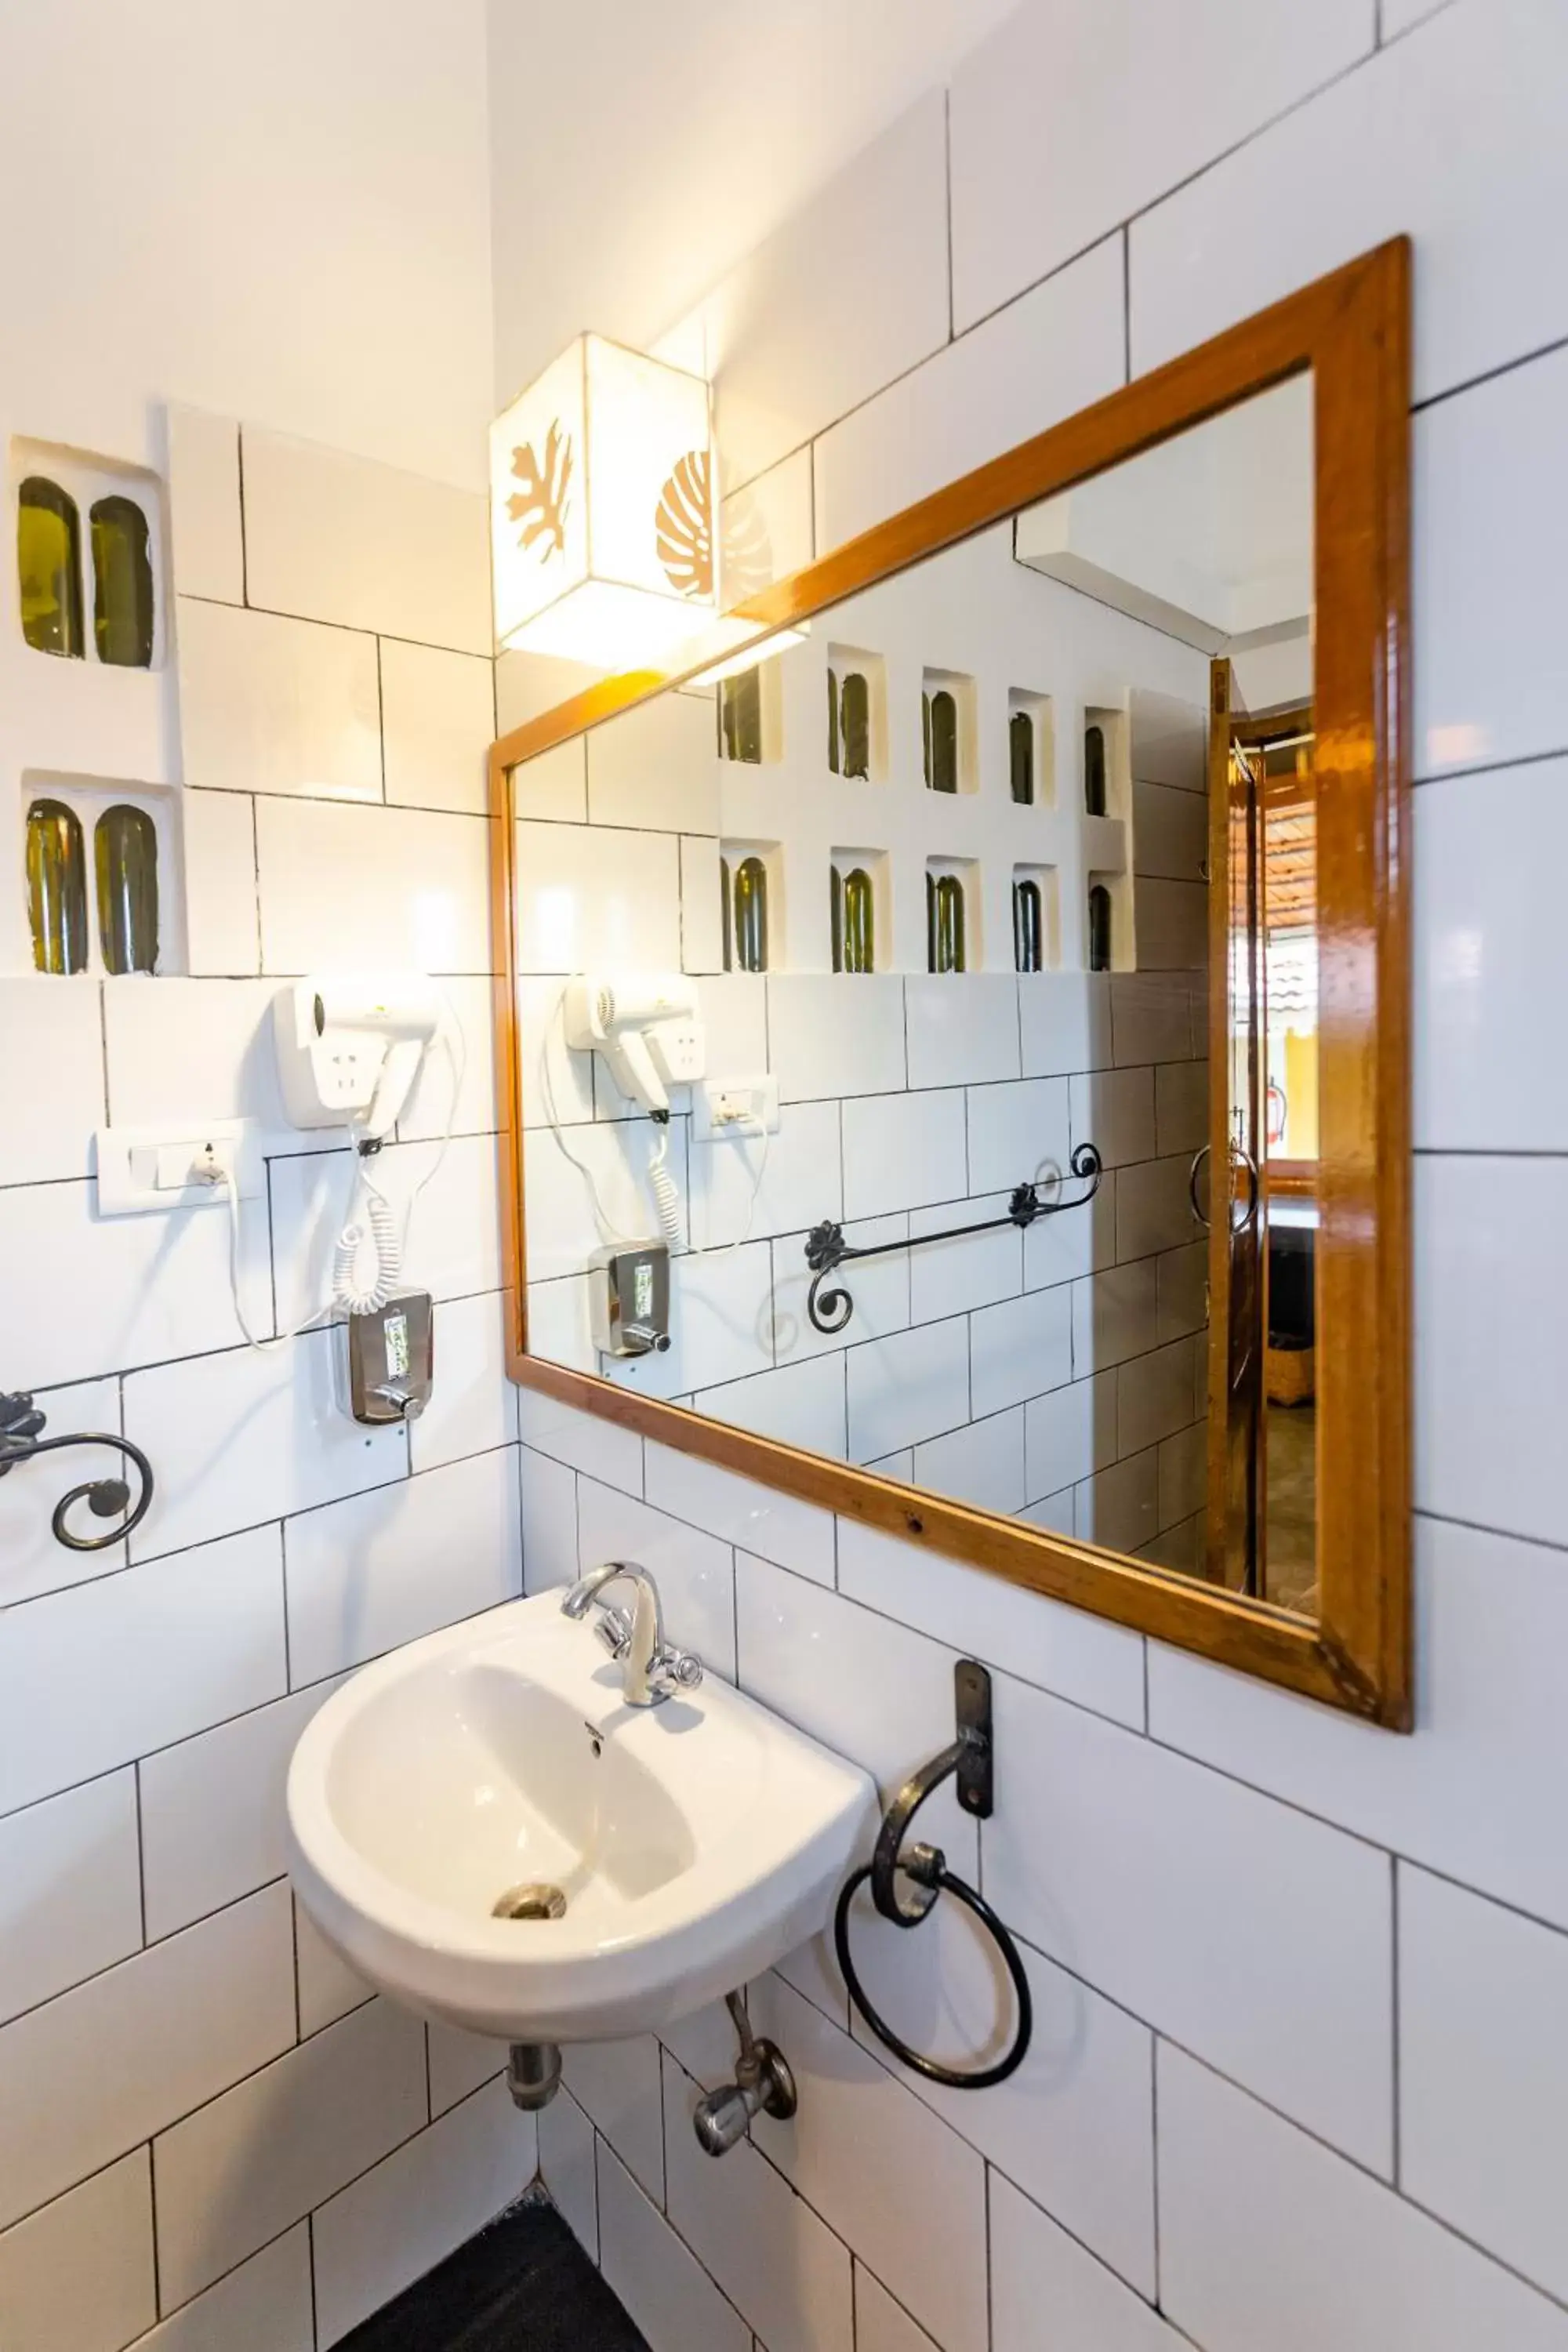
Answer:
xmin=512 ymin=374 xmax=1316 ymax=1612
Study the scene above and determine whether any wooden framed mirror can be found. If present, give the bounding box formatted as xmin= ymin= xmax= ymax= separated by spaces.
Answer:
xmin=488 ymin=239 xmax=1410 ymax=1727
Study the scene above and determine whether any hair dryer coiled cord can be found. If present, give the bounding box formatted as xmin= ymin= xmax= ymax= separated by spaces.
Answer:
xmin=332 ymin=1150 xmax=402 ymax=1316
xmin=647 ymin=1118 xmax=684 ymax=1248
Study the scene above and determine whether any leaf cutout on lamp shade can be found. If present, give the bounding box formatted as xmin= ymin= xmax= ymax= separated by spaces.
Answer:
xmin=720 ymin=482 xmax=773 ymax=607
xmin=655 ymin=448 xmax=713 ymax=600
xmin=506 ymin=419 xmax=573 ymax=560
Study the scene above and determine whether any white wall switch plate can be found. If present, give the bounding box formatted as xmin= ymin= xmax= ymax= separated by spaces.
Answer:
xmin=694 ymin=1076 xmax=780 ymax=1141
xmin=94 ymin=1120 xmax=267 ymax=1216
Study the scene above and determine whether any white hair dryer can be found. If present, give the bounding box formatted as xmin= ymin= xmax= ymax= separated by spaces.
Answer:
xmin=272 ymin=976 xmax=445 ymax=1341
xmin=274 ymin=978 xmax=441 ymax=1143
xmin=562 ymin=974 xmax=705 ymax=1116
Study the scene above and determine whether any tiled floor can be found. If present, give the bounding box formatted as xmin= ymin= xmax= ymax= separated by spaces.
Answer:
xmin=340 ymin=2196 xmax=649 ymax=2352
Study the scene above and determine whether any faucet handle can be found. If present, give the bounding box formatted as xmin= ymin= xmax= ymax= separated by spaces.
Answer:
xmin=593 ymin=1603 xmax=633 ymax=1661
xmin=652 ymin=1646 xmax=703 ymax=1696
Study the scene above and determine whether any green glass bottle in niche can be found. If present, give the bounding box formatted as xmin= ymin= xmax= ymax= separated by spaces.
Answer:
xmin=17 ymin=479 xmax=84 ymax=659
xmin=718 ymin=666 xmax=762 ymax=763
xmin=25 ymin=798 xmax=89 ymax=973
xmin=841 ymin=867 xmax=874 ymax=974
xmin=95 ymin=804 xmax=160 ymax=975
xmin=839 ymin=671 xmax=869 ymax=779
xmin=1084 ymin=723 xmax=1107 ymax=816
xmin=1087 ymin=882 xmax=1112 ymax=973
xmin=830 ymin=864 xmax=843 ymax=971
xmin=90 ymin=495 xmax=154 ymax=668
xmin=1010 ymin=710 xmax=1035 ymax=804
xmin=827 ymin=671 xmax=840 ymax=773
xmin=926 ymin=689 xmax=957 ymax=792
xmin=720 ymin=856 xmax=733 ymax=972
xmin=1014 ymin=879 xmax=1043 ymax=973
xmin=928 ymin=873 xmax=965 ymax=973
xmin=733 ymin=855 xmax=768 ymax=973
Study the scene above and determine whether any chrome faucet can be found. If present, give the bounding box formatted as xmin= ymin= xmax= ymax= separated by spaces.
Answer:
xmin=560 ymin=1561 xmax=703 ymax=1707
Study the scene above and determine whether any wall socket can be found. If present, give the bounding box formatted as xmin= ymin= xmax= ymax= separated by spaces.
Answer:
xmin=693 ymin=1076 xmax=780 ymax=1141
xmin=94 ymin=1120 xmax=267 ymax=1216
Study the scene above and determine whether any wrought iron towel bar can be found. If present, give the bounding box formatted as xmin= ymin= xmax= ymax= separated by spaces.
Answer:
xmin=0 ymin=1390 xmax=155 ymax=1552
xmin=803 ymin=1142 xmax=1102 ymax=1334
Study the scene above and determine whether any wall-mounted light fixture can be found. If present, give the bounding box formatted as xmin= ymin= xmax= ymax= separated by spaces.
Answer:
xmin=490 ymin=334 xmax=717 ymax=669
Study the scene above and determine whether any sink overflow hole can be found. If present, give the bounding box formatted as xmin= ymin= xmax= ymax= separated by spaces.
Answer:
xmin=492 ymin=1882 xmax=567 ymax=1922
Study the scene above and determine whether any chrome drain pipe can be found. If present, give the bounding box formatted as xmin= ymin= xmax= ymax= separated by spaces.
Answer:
xmin=506 ymin=2042 xmax=563 ymax=2110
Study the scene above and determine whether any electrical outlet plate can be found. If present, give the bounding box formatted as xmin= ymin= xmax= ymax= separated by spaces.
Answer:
xmin=94 ymin=1120 xmax=267 ymax=1216
xmin=693 ymin=1076 xmax=780 ymax=1142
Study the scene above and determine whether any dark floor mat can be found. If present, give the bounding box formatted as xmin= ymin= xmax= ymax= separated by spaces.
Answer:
xmin=337 ymin=2198 xmax=650 ymax=2352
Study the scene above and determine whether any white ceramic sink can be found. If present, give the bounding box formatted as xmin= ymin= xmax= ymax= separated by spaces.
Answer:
xmin=286 ymin=1590 xmax=875 ymax=2044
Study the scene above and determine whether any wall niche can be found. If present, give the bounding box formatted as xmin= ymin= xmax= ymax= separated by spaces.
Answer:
xmin=920 ymin=668 xmax=977 ymax=794
xmin=829 ymin=848 xmax=885 ymax=974
xmin=1007 ymin=688 xmax=1054 ymax=806
xmin=13 ymin=441 xmax=165 ymax=671
xmin=17 ymin=772 xmax=185 ymax=977
xmin=715 ymin=656 xmax=784 ymax=765
xmin=826 ymin=644 xmax=887 ymax=781
xmin=720 ymin=840 xmax=781 ymax=973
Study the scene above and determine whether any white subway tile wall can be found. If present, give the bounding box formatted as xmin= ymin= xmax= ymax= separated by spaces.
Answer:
xmin=0 ymin=421 xmax=534 ymax=2343
xmin=5 ymin=5 xmax=1566 ymax=2348
xmin=481 ymin=8 xmax=1568 ymax=2352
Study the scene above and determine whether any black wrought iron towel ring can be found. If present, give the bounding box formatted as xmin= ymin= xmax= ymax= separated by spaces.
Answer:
xmin=0 ymin=1391 xmax=155 ymax=1552
xmin=805 ymin=1142 xmax=1101 ymax=1336
xmin=833 ymin=1661 xmax=1033 ymax=2090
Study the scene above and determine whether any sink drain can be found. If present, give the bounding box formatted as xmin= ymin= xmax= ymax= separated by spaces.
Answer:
xmin=492 ymin=1882 xmax=567 ymax=1921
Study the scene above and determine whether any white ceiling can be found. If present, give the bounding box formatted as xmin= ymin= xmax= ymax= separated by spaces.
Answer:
xmin=488 ymin=0 xmax=1019 ymax=405
xmin=1015 ymin=374 xmax=1315 ymax=652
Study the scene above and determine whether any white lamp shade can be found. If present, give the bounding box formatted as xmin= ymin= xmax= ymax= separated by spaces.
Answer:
xmin=490 ymin=333 xmax=713 ymax=663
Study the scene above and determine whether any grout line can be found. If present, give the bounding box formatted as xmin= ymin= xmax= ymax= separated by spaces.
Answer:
xmin=943 ymin=88 xmax=956 ymax=347
xmin=175 ymin=586 xmax=488 ymax=663
xmin=1412 ymin=327 xmax=1568 ymax=416
xmin=1414 ymin=742 xmax=1568 ymax=789
xmin=307 ymin=2210 xmax=320 ymax=2350
xmin=289 ymin=1878 xmax=303 ymax=2044
xmin=246 ymin=793 xmax=263 ymax=976
xmin=145 ymin=2138 xmax=163 ymax=2320
xmin=1390 ymin=1853 xmax=1403 ymax=2190
xmin=95 ymin=978 xmax=111 ymax=1124
xmin=0 ymin=1578 xmax=527 ymax=1835
xmin=132 ymin=1760 xmax=149 ymax=1947
xmin=1149 ymin=2029 xmax=1163 ymax=2309
xmin=0 ymin=1874 xmax=297 ymax=2034
xmin=1167 ymin=2039 xmax=1568 ymax=2322
xmin=373 ymin=637 xmax=387 ymax=804
xmin=235 ymin=426 xmax=249 ymax=610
